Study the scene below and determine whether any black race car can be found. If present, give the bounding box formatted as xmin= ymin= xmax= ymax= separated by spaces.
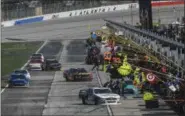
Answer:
xmin=43 ymin=59 xmax=61 ymax=71
xmin=63 ymin=68 xmax=92 ymax=81
xmin=79 ymin=89 xmax=87 ymax=98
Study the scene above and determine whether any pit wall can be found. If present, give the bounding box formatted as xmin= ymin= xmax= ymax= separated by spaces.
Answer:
xmin=1 ymin=1 xmax=184 ymax=27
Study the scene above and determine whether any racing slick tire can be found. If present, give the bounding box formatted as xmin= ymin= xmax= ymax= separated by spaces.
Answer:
xmin=8 ymin=83 xmax=13 ymax=88
xmin=183 ymin=104 xmax=185 ymax=114
xmin=103 ymin=82 xmax=110 ymax=87
xmin=82 ymin=97 xmax=87 ymax=105
xmin=179 ymin=104 xmax=185 ymax=114
xmin=65 ymin=77 xmax=69 ymax=81
xmin=26 ymin=82 xmax=30 ymax=87
xmin=42 ymin=67 xmax=45 ymax=71
xmin=85 ymin=56 xmax=92 ymax=64
xmin=94 ymin=97 xmax=100 ymax=105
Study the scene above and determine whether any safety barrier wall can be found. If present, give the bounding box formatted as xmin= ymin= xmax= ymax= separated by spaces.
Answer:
xmin=1 ymin=1 xmax=184 ymax=27
xmin=14 ymin=16 xmax=44 ymax=26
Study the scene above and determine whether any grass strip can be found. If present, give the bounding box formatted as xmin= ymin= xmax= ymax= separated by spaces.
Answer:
xmin=1 ymin=41 xmax=43 ymax=87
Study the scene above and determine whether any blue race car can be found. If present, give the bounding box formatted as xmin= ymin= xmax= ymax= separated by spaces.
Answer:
xmin=9 ymin=73 xmax=30 ymax=87
xmin=11 ymin=69 xmax=31 ymax=79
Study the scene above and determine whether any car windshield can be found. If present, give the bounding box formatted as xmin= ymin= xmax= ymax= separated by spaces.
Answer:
xmin=14 ymin=70 xmax=27 ymax=74
xmin=31 ymin=56 xmax=41 ymax=59
xmin=32 ymin=54 xmax=41 ymax=57
xmin=94 ymin=89 xmax=111 ymax=94
xmin=48 ymin=60 xmax=58 ymax=63
xmin=30 ymin=59 xmax=42 ymax=63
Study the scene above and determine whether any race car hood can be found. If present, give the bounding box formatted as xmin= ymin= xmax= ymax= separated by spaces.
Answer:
xmin=29 ymin=63 xmax=41 ymax=67
xmin=95 ymin=93 xmax=120 ymax=99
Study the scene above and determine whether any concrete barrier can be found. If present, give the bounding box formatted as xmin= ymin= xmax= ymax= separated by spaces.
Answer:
xmin=14 ymin=16 xmax=44 ymax=26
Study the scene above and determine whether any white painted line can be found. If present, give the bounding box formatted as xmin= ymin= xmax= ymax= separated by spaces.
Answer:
xmin=1 ymin=40 xmax=48 ymax=94
xmin=1 ymin=84 xmax=9 ymax=93
xmin=95 ymin=69 xmax=113 ymax=116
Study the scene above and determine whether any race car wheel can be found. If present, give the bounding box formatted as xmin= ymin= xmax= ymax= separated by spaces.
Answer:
xmin=65 ymin=77 xmax=69 ymax=81
xmin=85 ymin=57 xmax=92 ymax=64
xmin=26 ymin=82 xmax=30 ymax=87
xmin=85 ymin=57 xmax=89 ymax=64
xmin=42 ymin=67 xmax=45 ymax=71
xmin=181 ymin=104 xmax=185 ymax=114
xmin=8 ymin=84 xmax=13 ymax=88
xmin=94 ymin=97 xmax=99 ymax=105
xmin=82 ymin=97 xmax=87 ymax=105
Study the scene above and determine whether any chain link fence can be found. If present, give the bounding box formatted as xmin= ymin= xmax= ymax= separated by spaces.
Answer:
xmin=1 ymin=0 xmax=136 ymax=21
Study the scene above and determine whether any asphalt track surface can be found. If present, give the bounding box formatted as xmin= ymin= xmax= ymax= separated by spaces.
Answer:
xmin=42 ymin=40 xmax=109 ymax=116
xmin=1 ymin=5 xmax=184 ymax=116
xmin=2 ymin=5 xmax=184 ymax=42
xmin=1 ymin=39 xmax=180 ymax=116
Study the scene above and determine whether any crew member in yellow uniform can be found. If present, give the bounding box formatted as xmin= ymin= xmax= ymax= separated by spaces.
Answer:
xmin=117 ymin=55 xmax=132 ymax=77
xmin=133 ymin=67 xmax=140 ymax=87
xmin=143 ymin=91 xmax=155 ymax=101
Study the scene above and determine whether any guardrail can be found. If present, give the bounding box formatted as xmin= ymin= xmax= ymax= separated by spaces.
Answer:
xmin=1 ymin=1 xmax=184 ymax=27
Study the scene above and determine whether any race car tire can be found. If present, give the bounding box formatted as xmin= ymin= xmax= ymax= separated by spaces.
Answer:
xmin=103 ymin=82 xmax=110 ymax=87
xmin=85 ymin=56 xmax=91 ymax=64
xmin=42 ymin=67 xmax=45 ymax=71
xmin=8 ymin=83 xmax=13 ymax=88
xmin=183 ymin=104 xmax=185 ymax=114
xmin=179 ymin=104 xmax=185 ymax=114
xmin=65 ymin=77 xmax=69 ymax=81
xmin=82 ymin=97 xmax=87 ymax=105
xmin=26 ymin=82 xmax=30 ymax=87
xmin=94 ymin=97 xmax=99 ymax=105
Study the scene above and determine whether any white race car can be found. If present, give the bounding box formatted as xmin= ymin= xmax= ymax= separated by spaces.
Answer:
xmin=80 ymin=87 xmax=120 ymax=105
xmin=30 ymin=53 xmax=44 ymax=63
xmin=28 ymin=59 xmax=43 ymax=71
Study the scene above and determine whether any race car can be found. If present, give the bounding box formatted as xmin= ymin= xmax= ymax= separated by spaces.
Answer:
xmin=28 ymin=58 xmax=43 ymax=71
xmin=8 ymin=71 xmax=30 ymax=87
xmin=63 ymin=68 xmax=92 ymax=81
xmin=80 ymin=87 xmax=120 ymax=105
xmin=11 ymin=69 xmax=31 ymax=79
xmin=30 ymin=53 xmax=44 ymax=63
xmin=43 ymin=59 xmax=61 ymax=71
xmin=79 ymin=89 xmax=87 ymax=98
